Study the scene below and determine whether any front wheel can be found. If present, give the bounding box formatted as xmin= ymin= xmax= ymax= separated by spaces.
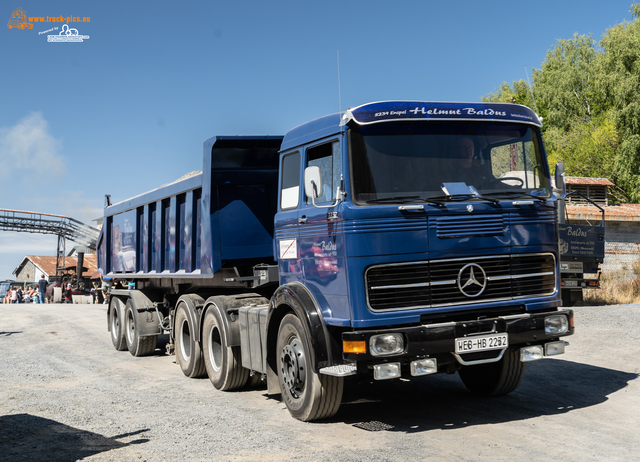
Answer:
xmin=276 ymin=314 xmax=343 ymax=421
xmin=458 ymin=347 xmax=526 ymax=396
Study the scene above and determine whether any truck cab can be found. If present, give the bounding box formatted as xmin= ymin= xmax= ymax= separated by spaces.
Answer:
xmin=268 ymin=101 xmax=573 ymax=418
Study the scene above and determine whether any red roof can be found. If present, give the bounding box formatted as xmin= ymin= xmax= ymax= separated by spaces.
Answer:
xmin=21 ymin=255 xmax=98 ymax=277
xmin=565 ymin=177 xmax=614 ymax=186
xmin=565 ymin=204 xmax=640 ymax=222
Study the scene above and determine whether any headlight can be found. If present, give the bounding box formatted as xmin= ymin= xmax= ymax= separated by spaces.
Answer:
xmin=545 ymin=315 xmax=569 ymax=335
xmin=373 ymin=362 xmax=401 ymax=380
xmin=520 ymin=345 xmax=543 ymax=362
xmin=370 ymin=333 xmax=404 ymax=357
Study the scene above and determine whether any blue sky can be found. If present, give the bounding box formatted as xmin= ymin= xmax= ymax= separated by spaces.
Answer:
xmin=0 ymin=0 xmax=635 ymax=280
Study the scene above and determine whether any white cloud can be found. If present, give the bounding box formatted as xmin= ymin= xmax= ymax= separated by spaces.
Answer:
xmin=0 ymin=233 xmax=59 ymax=280
xmin=0 ymin=112 xmax=65 ymax=177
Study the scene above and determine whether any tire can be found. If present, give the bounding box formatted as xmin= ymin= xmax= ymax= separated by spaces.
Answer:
xmin=276 ymin=314 xmax=343 ymax=421
xmin=109 ymin=297 xmax=127 ymax=351
xmin=175 ymin=301 xmax=206 ymax=378
xmin=201 ymin=307 xmax=248 ymax=390
xmin=124 ymin=300 xmax=157 ymax=357
xmin=458 ymin=347 xmax=526 ymax=396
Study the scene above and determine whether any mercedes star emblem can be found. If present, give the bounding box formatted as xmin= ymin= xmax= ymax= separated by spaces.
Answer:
xmin=457 ymin=263 xmax=487 ymax=297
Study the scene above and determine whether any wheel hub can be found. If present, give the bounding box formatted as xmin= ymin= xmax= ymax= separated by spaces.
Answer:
xmin=280 ymin=339 xmax=306 ymax=393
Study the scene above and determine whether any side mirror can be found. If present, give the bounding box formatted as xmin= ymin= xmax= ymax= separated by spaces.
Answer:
xmin=555 ymin=162 xmax=566 ymax=197
xmin=304 ymin=166 xmax=322 ymax=199
xmin=304 ymin=166 xmax=343 ymax=209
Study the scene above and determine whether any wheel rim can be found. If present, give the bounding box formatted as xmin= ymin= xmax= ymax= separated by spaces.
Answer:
xmin=126 ymin=308 xmax=135 ymax=345
xmin=280 ymin=338 xmax=306 ymax=398
xmin=207 ymin=324 xmax=222 ymax=373
xmin=179 ymin=317 xmax=191 ymax=362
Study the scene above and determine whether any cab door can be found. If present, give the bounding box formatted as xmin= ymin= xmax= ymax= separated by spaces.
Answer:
xmin=275 ymin=151 xmax=303 ymax=284
xmin=298 ymin=140 xmax=349 ymax=322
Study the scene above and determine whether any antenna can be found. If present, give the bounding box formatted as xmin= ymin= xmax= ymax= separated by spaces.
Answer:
xmin=524 ymin=65 xmax=539 ymax=114
xmin=337 ymin=50 xmax=342 ymax=116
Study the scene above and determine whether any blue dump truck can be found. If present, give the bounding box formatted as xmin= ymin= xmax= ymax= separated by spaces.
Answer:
xmin=98 ymin=101 xmax=574 ymax=421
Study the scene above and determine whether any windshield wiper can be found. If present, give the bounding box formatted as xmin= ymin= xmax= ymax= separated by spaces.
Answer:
xmin=481 ymin=191 xmax=546 ymax=201
xmin=424 ymin=193 xmax=500 ymax=204
xmin=366 ymin=195 xmax=422 ymax=204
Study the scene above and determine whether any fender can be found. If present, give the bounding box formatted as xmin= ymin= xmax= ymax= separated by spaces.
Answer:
xmin=265 ymin=282 xmax=335 ymax=392
xmin=109 ymin=289 xmax=164 ymax=337
xmin=203 ymin=294 xmax=269 ymax=347
xmin=174 ymin=294 xmax=205 ymax=342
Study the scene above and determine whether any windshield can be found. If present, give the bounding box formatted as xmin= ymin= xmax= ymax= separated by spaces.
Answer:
xmin=349 ymin=122 xmax=551 ymax=204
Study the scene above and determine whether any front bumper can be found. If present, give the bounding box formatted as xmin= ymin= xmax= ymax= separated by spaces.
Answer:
xmin=333 ymin=309 xmax=573 ymax=375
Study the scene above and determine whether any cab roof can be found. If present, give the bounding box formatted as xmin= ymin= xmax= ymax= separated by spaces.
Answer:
xmin=281 ymin=101 xmax=541 ymax=151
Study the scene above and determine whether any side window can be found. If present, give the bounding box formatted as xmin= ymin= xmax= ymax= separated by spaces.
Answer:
xmin=280 ymin=152 xmax=300 ymax=210
xmin=306 ymin=141 xmax=340 ymax=204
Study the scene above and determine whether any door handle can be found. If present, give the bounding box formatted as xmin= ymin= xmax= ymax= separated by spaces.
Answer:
xmin=298 ymin=216 xmax=307 ymax=224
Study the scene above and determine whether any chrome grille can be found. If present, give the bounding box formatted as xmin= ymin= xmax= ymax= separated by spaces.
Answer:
xmin=365 ymin=253 xmax=556 ymax=311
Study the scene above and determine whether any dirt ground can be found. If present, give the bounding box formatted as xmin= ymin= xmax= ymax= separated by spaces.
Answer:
xmin=0 ymin=302 xmax=638 ymax=461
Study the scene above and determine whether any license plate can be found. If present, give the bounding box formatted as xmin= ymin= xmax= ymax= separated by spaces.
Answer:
xmin=564 ymin=280 xmax=578 ymax=287
xmin=455 ymin=333 xmax=508 ymax=354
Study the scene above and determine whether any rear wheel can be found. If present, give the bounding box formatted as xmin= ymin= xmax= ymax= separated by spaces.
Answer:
xmin=458 ymin=348 xmax=526 ymax=396
xmin=276 ymin=314 xmax=343 ymax=421
xmin=109 ymin=297 xmax=127 ymax=351
xmin=202 ymin=307 xmax=248 ymax=390
xmin=125 ymin=300 xmax=157 ymax=357
xmin=175 ymin=302 xmax=206 ymax=378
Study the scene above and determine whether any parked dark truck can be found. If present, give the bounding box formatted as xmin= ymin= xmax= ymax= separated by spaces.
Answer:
xmin=98 ymin=101 xmax=574 ymax=421
xmin=557 ymin=185 xmax=605 ymax=306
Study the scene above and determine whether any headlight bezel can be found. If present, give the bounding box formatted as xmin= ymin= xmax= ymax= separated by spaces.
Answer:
xmin=369 ymin=333 xmax=405 ymax=357
xmin=545 ymin=315 xmax=569 ymax=335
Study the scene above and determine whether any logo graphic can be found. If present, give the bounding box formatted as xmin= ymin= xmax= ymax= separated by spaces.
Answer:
xmin=7 ymin=8 xmax=32 ymax=29
xmin=457 ymin=263 xmax=487 ymax=298
xmin=559 ymin=239 xmax=569 ymax=255
xmin=48 ymin=24 xmax=89 ymax=42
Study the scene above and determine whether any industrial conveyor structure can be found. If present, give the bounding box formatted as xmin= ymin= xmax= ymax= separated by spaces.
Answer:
xmin=0 ymin=208 xmax=100 ymax=278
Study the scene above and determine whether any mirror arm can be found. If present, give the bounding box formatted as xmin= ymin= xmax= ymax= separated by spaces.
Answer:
xmin=309 ymin=174 xmax=345 ymax=209
xmin=311 ymin=186 xmax=343 ymax=209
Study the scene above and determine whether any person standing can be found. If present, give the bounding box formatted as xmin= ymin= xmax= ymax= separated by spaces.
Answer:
xmin=64 ymin=284 xmax=73 ymax=304
xmin=38 ymin=274 xmax=47 ymax=304
xmin=10 ymin=288 xmax=18 ymax=304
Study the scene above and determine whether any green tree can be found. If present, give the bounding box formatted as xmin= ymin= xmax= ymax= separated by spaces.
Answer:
xmin=532 ymin=33 xmax=607 ymax=131
xmin=543 ymin=112 xmax=620 ymax=187
xmin=599 ymin=4 xmax=640 ymax=201
xmin=483 ymin=4 xmax=640 ymax=201
xmin=482 ymin=79 xmax=534 ymax=106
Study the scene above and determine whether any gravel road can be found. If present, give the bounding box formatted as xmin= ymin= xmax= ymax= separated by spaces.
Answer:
xmin=1 ymin=302 xmax=638 ymax=462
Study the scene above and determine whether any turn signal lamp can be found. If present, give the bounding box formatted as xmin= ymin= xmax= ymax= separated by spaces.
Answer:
xmin=343 ymin=340 xmax=367 ymax=354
